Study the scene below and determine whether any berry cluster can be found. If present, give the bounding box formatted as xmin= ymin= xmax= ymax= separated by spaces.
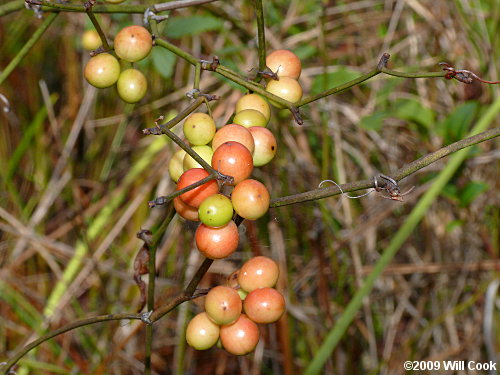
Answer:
xmin=83 ymin=25 xmax=152 ymax=103
xmin=168 ymin=94 xmax=280 ymax=259
xmin=167 ymin=49 xmax=301 ymax=355
xmin=186 ymin=256 xmax=285 ymax=355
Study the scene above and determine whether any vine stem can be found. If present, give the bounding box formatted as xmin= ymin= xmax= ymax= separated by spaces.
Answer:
xmin=1 ymin=313 xmax=143 ymax=373
xmin=0 ymin=12 xmax=58 ymax=86
xmin=144 ymin=204 xmax=175 ymax=375
xmin=270 ymin=127 xmax=500 ymax=207
xmin=253 ymin=0 xmax=267 ymax=75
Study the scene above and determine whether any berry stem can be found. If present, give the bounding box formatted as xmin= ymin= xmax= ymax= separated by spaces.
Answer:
xmin=85 ymin=9 xmax=110 ymax=50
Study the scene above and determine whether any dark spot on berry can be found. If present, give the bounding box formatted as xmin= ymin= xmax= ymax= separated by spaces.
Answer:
xmin=271 ymin=146 xmax=275 ymax=150
xmin=223 ymin=306 xmax=227 ymax=311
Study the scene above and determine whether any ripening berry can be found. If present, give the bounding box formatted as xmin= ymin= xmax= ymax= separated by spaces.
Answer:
xmin=233 ymin=109 xmax=268 ymax=128
xmin=183 ymin=113 xmax=216 ymax=146
xmin=220 ymin=314 xmax=259 ymax=355
xmin=249 ymin=127 xmax=277 ymax=167
xmin=114 ymin=25 xmax=152 ymax=62
xmin=211 ymin=142 xmax=253 ymax=185
xmin=205 ymin=286 xmax=242 ymax=325
xmin=176 ymin=168 xmax=219 ymax=208
xmin=84 ymin=53 xmax=120 ymax=88
xmin=266 ymin=49 xmax=302 ymax=79
xmin=116 ymin=68 xmax=147 ymax=103
xmin=198 ymin=193 xmax=234 ymax=228
xmin=211 ymin=124 xmax=255 ymax=154
xmin=243 ymin=287 xmax=285 ymax=324
xmin=265 ymin=77 xmax=302 ymax=108
xmin=235 ymin=94 xmax=271 ymax=123
xmin=195 ymin=221 xmax=239 ymax=259
xmin=231 ymin=179 xmax=270 ymax=220
xmin=185 ymin=312 xmax=220 ymax=350
xmin=238 ymin=256 xmax=279 ymax=292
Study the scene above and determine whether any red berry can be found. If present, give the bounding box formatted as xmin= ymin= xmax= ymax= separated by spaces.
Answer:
xmin=238 ymin=256 xmax=279 ymax=292
xmin=244 ymin=287 xmax=285 ymax=324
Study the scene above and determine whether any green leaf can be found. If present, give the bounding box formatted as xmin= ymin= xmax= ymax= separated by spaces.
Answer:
xmin=395 ymin=99 xmax=435 ymax=128
xmin=358 ymin=110 xmax=389 ymax=131
xmin=438 ymin=101 xmax=478 ymax=142
xmin=294 ymin=44 xmax=317 ymax=61
xmin=151 ymin=47 xmax=176 ymax=79
xmin=164 ymin=15 xmax=223 ymax=38
xmin=310 ymin=68 xmax=360 ymax=94
xmin=446 ymin=220 xmax=464 ymax=232
xmin=459 ymin=181 xmax=489 ymax=207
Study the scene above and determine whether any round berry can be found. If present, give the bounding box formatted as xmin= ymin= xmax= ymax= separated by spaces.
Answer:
xmin=265 ymin=77 xmax=302 ymax=108
xmin=186 ymin=312 xmax=220 ymax=350
xmin=211 ymin=141 xmax=253 ymax=185
xmin=233 ymin=109 xmax=268 ymax=128
xmin=231 ymin=179 xmax=270 ymax=220
xmin=244 ymin=287 xmax=285 ymax=324
xmin=266 ymin=49 xmax=301 ymax=79
xmin=235 ymin=94 xmax=271 ymax=122
xmin=168 ymin=149 xmax=187 ymax=182
xmin=84 ymin=53 xmax=120 ymax=88
xmin=183 ymin=113 xmax=216 ymax=146
xmin=82 ymin=29 xmax=101 ymax=51
xmin=173 ymin=196 xmax=199 ymax=222
xmin=183 ymin=145 xmax=214 ymax=170
xmin=249 ymin=127 xmax=277 ymax=167
xmin=176 ymin=168 xmax=219 ymax=208
xmin=116 ymin=68 xmax=147 ymax=103
xmin=195 ymin=221 xmax=239 ymax=259
xmin=205 ymin=286 xmax=242 ymax=325
xmin=211 ymin=124 xmax=255 ymax=154
xmin=198 ymin=194 xmax=233 ymax=228
xmin=238 ymin=256 xmax=279 ymax=292
xmin=220 ymin=314 xmax=259 ymax=355
xmin=114 ymin=25 xmax=152 ymax=62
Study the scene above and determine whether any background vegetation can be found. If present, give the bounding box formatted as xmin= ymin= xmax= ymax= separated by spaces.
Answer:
xmin=0 ymin=0 xmax=498 ymax=374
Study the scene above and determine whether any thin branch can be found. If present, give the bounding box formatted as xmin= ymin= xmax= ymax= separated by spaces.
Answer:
xmin=25 ymin=0 xmax=149 ymax=13
xmin=381 ymin=67 xmax=446 ymax=79
xmin=1 ymin=313 xmax=142 ymax=373
xmin=86 ymin=9 xmax=110 ymax=50
xmin=143 ymin=96 xmax=209 ymax=134
xmin=0 ymin=12 xmax=58 ymax=86
xmin=143 ymin=204 xmax=175 ymax=375
xmin=253 ymin=0 xmax=267 ymax=76
xmin=153 ymin=0 xmax=219 ymax=12
xmin=270 ymin=127 xmax=500 ymax=207
xmin=150 ymin=258 xmax=214 ymax=322
xmin=154 ymin=38 xmax=199 ymax=65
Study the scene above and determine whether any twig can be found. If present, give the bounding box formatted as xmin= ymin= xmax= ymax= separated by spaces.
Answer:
xmin=1 ymin=313 xmax=143 ymax=373
xmin=270 ymin=127 xmax=500 ymax=207
xmin=253 ymin=0 xmax=267 ymax=77
xmin=153 ymin=0 xmax=219 ymax=12
xmin=85 ymin=7 xmax=110 ymax=50
xmin=24 ymin=0 xmax=149 ymax=13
